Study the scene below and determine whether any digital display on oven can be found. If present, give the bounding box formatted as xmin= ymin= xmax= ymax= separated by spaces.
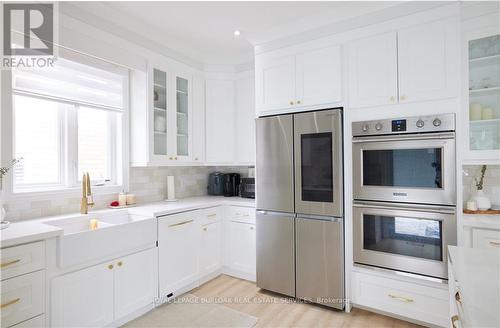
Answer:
xmin=391 ymin=119 xmax=407 ymax=132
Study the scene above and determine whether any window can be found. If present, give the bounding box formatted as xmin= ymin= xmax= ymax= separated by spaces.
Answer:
xmin=12 ymin=56 xmax=127 ymax=192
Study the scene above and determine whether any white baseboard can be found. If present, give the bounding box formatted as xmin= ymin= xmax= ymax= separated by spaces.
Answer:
xmin=109 ymin=303 xmax=154 ymax=327
xmin=221 ymin=266 xmax=256 ymax=282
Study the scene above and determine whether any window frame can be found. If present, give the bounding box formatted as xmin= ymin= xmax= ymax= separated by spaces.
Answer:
xmin=1 ymin=55 xmax=130 ymax=199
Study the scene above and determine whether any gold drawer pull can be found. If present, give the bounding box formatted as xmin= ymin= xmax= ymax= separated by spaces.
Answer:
xmin=388 ymin=294 xmax=414 ymax=303
xmin=108 ymin=264 xmax=114 ymax=270
xmin=207 ymin=214 xmax=217 ymax=218
xmin=168 ymin=219 xmax=194 ymax=228
xmin=203 ymin=227 xmax=207 ymax=231
xmin=489 ymin=240 xmax=500 ymax=246
xmin=117 ymin=261 xmax=123 ymax=267
xmin=1 ymin=298 xmax=20 ymax=309
xmin=1 ymin=259 xmax=21 ymax=268
xmin=451 ymin=315 xmax=460 ymax=328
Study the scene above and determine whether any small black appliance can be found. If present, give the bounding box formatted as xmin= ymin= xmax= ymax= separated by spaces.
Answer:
xmin=207 ymin=172 xmax=225 ymax=195
xmin=223 ymin=173 xmax=241 ymax=197
xmin=240 ymin=178 xmax=255 ymax=199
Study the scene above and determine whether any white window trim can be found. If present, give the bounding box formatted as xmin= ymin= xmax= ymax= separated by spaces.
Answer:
xmin=0 ymin=63 xmax=130 ymax=201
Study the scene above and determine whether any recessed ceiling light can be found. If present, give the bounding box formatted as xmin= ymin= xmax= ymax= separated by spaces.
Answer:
xmin=233 ymin=30 xmax=241 ymax=37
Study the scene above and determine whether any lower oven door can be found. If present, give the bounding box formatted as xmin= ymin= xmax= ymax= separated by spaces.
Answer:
xmin=353 ymin=201 xmax=456 ymax=279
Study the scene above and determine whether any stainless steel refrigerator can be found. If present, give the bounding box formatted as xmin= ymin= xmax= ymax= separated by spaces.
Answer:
xmin=256 ymin=108 xmax=344 ymax=310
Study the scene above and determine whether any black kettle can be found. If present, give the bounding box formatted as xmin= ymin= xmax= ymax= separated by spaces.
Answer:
xmin=223 ymin=173 xmax=241 ymax=197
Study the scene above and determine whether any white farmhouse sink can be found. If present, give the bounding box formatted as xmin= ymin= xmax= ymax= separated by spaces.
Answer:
xmin=44 ymin=210 xmax=156 ymax=268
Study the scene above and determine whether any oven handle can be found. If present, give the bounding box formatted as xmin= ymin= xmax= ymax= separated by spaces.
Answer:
xmin=353 ymin=201 xmax=456 ymax=215
xmin=352 ymin=132 xmax=455 ymax=143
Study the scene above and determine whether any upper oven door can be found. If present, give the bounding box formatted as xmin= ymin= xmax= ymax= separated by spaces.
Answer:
xmin=352 ymin=133 xmax=455 ymax=206
xmin=294 ymin=109 xmax=343 ymax=217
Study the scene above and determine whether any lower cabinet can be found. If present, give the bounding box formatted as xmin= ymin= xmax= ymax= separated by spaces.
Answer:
xmin=158 ymin=211 xmax=200 ymax=297
xmin=226 ymin=220 xmax=256 ymax=280
xmin=51 ymin=248 xmax=156 ymax=327
xmin=351 ymin=270 xmax=449 ymax=327
xmin=200 ymin=221 xmax=222 ymax=276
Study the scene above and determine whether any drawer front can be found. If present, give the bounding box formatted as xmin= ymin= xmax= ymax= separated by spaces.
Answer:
xmin=352 ymin=271 xmax=448 ymax=327
xmin=226 ymin=206 xmax=255 ymax=222
xmin=1 ymin=271 xmax=45 ymax=328
xmin=201 ymin=207 xmax=222 ymax=225
xmin=472 ymin=228 xmax=500 ymax=250
xmin=11 ymin=314 xmax=45 ymax=328
xmin=1 ymin=241 xmax=45 ymax=281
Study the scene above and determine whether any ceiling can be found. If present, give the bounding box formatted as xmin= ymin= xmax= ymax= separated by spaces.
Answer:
xmin=66 ymin=2 xmax=407 ymax=68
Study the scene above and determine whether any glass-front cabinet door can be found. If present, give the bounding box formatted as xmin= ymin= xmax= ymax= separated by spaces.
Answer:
xmin=153 ymin=68 xmax=168 ymax=156
xmin=176 ymin=76 xmax=190 ymax=159
xmin=465 ymin=26 xmax=500 ymax=163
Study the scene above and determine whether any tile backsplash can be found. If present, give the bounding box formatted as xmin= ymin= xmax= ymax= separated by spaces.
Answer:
xmin=3 ymin=166 xmax=252 ymax=222
xmin=462 ymin=165 xmax=500 ymax=206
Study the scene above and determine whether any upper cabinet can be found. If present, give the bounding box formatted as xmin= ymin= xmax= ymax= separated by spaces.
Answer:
xmin=348 ymin=18 xmax=459 ymax=108
xmin=255 ymin=45 xmax=342 ymax=115
xmin=348 ymin=32 xmax=398 ymax=108
xmin=463 ymin=19 xmax=500 ymax=163
xmin=131 ymin=61 xmax=205 ymax=166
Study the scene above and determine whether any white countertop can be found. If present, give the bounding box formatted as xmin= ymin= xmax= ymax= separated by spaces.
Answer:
xmin=0 ymin=196 xmax=255 ymax=248
xmin=448 ymin=246 xmax=500 ymax=328
xmin=128 ymin=196 xmax=255 ymax=218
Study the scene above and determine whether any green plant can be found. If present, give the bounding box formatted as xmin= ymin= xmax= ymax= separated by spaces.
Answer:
xmin=475 ymin=165 xmax=487 ymax=191
xmin=0 ymin=158 xmax=23 ymax=177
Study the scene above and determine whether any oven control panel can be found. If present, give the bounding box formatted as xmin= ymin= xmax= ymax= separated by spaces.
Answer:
xmin=352 ymin=113 xmax=455 ymax=137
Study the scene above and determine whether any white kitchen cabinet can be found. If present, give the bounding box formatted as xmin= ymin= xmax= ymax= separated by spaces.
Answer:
xmin=227 ymin=220 xmax=256 ymax=278
xmin=192 ymin=76 xmax=206 ymax=163
xmin=398 ymin=18 xmax=458 ymax=103
xmin=255 ymin=55 xmax=296 ymax=112
xmin=205 ymin=79 xmax=236 ymax=164
xmin=114 ymin=248 xmax=157 ymax=320
xmin=158 ymin=211 xmax=200 ymax=297
xmin=472 ymin=228 xmax=500 ymax=250
xmin=235 ymin=73 xmax=256 ymax=164
xmin=348 ymin=32 xmax=398 ymax=108
xmin=296 ymin=45 xmax=342 ymax=107
xmin=51 ymin=249 xmax=157 ymax=327
xmin=131 ymin=63 xmax=196 ymax=166
xmin=351 ymin=269 xmax=449 ymax=327
xmin=51 ymin=263 xmax=114 ymax=327
xmin=200 ymin=221 xmax=222 ymax=276
xmin=348 ymin=18 xmax=458 ymax=108
xmin=463 ymin=18 xmax=500 ymax=163
xmin=256 ymin=45 xmax=342 ymax=115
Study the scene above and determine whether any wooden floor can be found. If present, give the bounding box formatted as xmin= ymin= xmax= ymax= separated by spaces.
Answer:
xmin=191 ymin=275 xmax=421 ymax=328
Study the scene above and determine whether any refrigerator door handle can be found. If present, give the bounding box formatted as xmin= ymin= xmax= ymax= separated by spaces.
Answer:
xmin=257 ymin=210 xmax=296 ymax=217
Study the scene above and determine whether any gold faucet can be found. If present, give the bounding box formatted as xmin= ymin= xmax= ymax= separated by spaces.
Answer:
xmin=81 ymin=172 xmax=94 ymax=214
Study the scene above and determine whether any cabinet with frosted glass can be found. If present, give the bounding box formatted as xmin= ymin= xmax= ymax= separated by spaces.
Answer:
xmin=464 ymin=23 xmax=500 ymax=163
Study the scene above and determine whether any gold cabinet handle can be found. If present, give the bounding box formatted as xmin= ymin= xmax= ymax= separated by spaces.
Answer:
xmin=108 ymin=264 xmax=114 ymax=270
xmin=207 ymin=214 xmax=217 ymax=218
xmin=168 ymin=219 xmax=194 ymax=228
xmin=1 ymin=298 xmax=20 ymax=309
xmin=388 ymin=294 xmax=413 ymax=303
xmin=203 ymin=227 xmax=207 ymax=231
xmin=1 ymin=259 xmax=20 ymax=268
xmin=194 ymin=157 xmax=198 ymax=161
xmin=455 ymin=291 xmax=461 ymax=304
xmin=289 ymin=101 xmax=294 ymax=105
xmin=389 ymin=96 xmax=396 ymax=102
xmin=174 ymin=157 xmax=178 ymax=160
xmin=169 ymin=157 xmax=173 ymax=160
xmin=489 ymin=240 xmax=500 ymax=246
xmin=297 ymin=100 xmax=301 ymax=104
xmin=117 ymin=261 xmax=123 ymax=267
xmin=451 ymin=315 xmax=460 ymax=328
xmin=400 ymin=95 xmax=407 ymax=101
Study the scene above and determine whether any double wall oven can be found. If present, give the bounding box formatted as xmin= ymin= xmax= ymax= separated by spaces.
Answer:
xmin=352 ymin=114 xmax=456 ymax=279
